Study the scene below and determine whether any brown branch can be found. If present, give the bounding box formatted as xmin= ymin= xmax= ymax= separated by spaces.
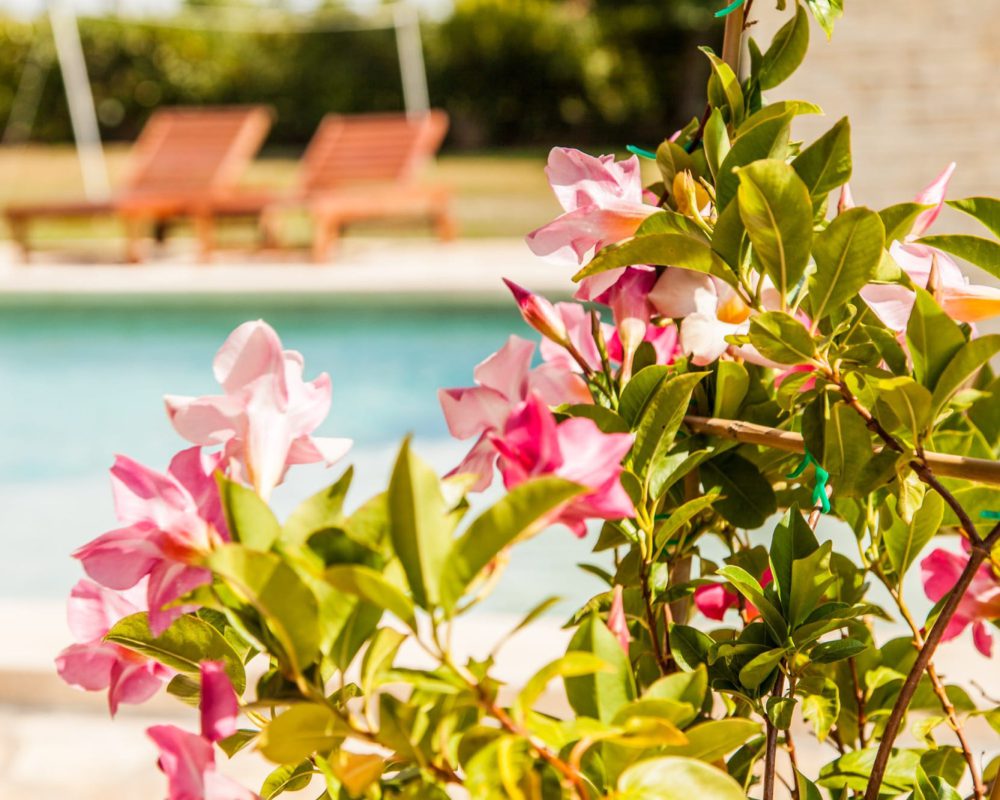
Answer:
xmin=846 ymin=643 xmax=868 ymax=749
xmin=786 ymin=727 xmax=801 ymax=800
xmin=763 ymin=672 xmax=785 ymax=800
xmin=863 ymin=524 xmax=1000 ymax=800
xmin=682 ymin=415 xmax=1000 ymax=488
xmin=639 ymin=555 xmax=671 ymax=674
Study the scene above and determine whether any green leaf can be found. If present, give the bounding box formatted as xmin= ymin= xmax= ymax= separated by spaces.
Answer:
xmin=906 ymin=288 xmax=966 ymax=390
xmin=439 ymin=477 xmax=585 ymax=610
xmin=884 ymin=492 xmax=944 ymax=581
xmin=658 ymin=719 xmax=763 ymax=762
xmin=804 ymin=0 xmax=843 ymax=37
xmin=208 ymin=544 xmax=320 ymax=672
xmin=930 ymin=334 xmax=1000 ymax=418
xmin=737 ymin=160 xmax=814 ymax=299
xmin=811 ymin=638 xmax=868 ymax=663
xmin=656 ymin=139 xmax=695 ymax=189
xmin=716 ymin=112 xmax=794 ymax=210
xmin=387 ymin=438 xmax=453 ymax=609
xmin=788 ymin=541 xmax=835 ymax=628
xmin=919 ymin=235 xmax=1000 ymax=279
xmin=701 ymin=453 xmax=777 ymax=529
xmin=574 ymin=234 xmax=730 ymax=282
xmin=906 ymin=766 xmax=963 ymax=800
xmin=718 ymin=565 xmax=788 ymax=642
xmin=258 ymin=704 xmax=348 ymax=765
xmin=768 ymin=505 xmax=819 ymax=610
xmin=799 ymin=676 xmax=840 ymax=741
xmin=947 ymin=196 xmax=1000 ymax=238
xmin=514 ymin=652 xmax=612 ymax=723
xmin=653 ymin=492 xmax=720 ymax=561
xmin=564 ymin=615 xmax=636 ymax=723
xmin=669 ymin=624 xmax=715 ymax=672
xmin=282 ymin=467 xmax=353 ymax=546
xmin=879 ymin=202 xmax=932 ymax=243
xmin=700 ymin=47 xmax=744 ymax=127
xmin=105 ymin=612 xmax=246 ymax=693
xmin=739 ymin=647 xmax=787 ymax=690
xmin=793 ymin=117 xmax=852 ymax=197
xmin=760 ymin=3 xmax=809 ymax=89
xmin=823 ymin=401 xmax=873 ymax=494
xmin=360 ymin=627 xmax=407 ymax=694
xmin=324 ymin=563 xmax=416 ymax=631
xmin=261 ymin=760 xmax=315 ymax=799
xmin=560 ymin=403 xmax=630 ymax=433
xmin=629 ymin=372 xmax=707 ymax=482
xmin=819 ymin=747 xmax=921 ymax=793
xmin=703 ymin=108 xmax=730 ymax=181
xmin=618 ymin=756 xmax=747 ymax=800
xmin=712 ymin=196 xmax=747 ymax=268
xmin=808 ymin=207 xmax=886 ymax=322
xmin=645 ymin=665 xmax=709 ymax=716
xmin=713 ymin=360 xmax=750 ymax=420
xmin=748 ymin=311 xmax=818 ymax=365
xmin=877 ymin=376 xmax=933 ymax=438
xmin=217 ymin=474 xmax=281 ymax=552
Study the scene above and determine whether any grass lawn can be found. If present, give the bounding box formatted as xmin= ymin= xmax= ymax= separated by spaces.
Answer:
xmin=0 ymin=144 xmax=575 ymax=247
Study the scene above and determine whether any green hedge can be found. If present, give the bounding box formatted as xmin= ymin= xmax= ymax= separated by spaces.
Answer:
xmin=0 ymin=0 xmax=721 ymax=149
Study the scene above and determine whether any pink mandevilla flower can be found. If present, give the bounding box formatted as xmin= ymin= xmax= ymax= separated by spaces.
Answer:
xmin=55 ymin=578 xmax=172 ymax=715
xmin=73 ymin=447 xmax=228 ymax=635
xmin=165 ymin=320 xmax=352 ymax=501
xmin=491 ymin=394 xmax=634 ymax=536
xmin=922 ymin=545 xmax=1000 ymax=657
xmin=146 ymin=660 xmax=253 ymax=800
xmin=439 ymin=335 xmax=591 ymax=490
xmin=525 ymin=148 xmax=658 ymax=283
xmin=695 ymin=568 xmax=774 ymax=622
xmin=860 ymin=164 xmax=1000 ymax=330
xmin=608 ymin=585 xmax=631 ymax=653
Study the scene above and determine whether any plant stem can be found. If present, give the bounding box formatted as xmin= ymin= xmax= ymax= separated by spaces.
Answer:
xmin=639 ymin=554 xmax=671 ymax=673
xmin=763 ymin=672 xmax=785 ymax=800
xmin=846 ymin=645 xmax=867 ymax=748
xmin=786 ymin=726 xmax=801 ymax=800
xmin=863 ymin=524 xmax=1000 ymax=800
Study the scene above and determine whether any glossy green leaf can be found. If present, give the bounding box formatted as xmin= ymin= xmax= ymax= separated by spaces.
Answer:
xmin=656 ymin=138 xmax=695 ymax=189
xmin=879 ymin=202 xmax=931 ymax=243
xmin=658 ymin=719 xmax=763 ymax=762
xmin=884 ymin=492 xmax=944 ymax=581
xmin=618 ymin=756 xmax=746 ymax=800
xmin=514 ymin=652 xmax=611 ymax=723
xmin=387 ymin=438 xmax=453 ymax=609
xmin=440 ymin=477 xmax=584 ymax=610
xmin=739 ymin=647 xmax=787 ymax=689
xmin=716 ymin=112 xmax=794 ymax=210
xmin=258 ymin=704 xmax=348 ymax=765
xmin=106 ymin=612 xmax=246 ymax=693
xmin=703 ymin=108 xmax=730 ymax=181
xmin=737 ymin=160 xmax=814 ymax=299
xmin=789 ymin=541 xmax=835 ymax=628
xmin=700 ymin=47 xmax=744 ymax=127
xmin=823 ymin=401 xmax=873 ymax=494
xmin=919 ymin=235 xmax=1000 ymax=280
xmin=713 ymin=360 xmax=749 ymax=419
xmin=669 ymin=624 xmax=714 ymax=672
xmin=748 ymin=311 xmax=818 ymax=365
xmin=760 ymin=3 xmax=809 ymax=89
xmin=799 ymin=676 xmax=840 ymax=741
xmin=324 ymin=563 xmax=416 ymax=631
xmin=717 ymin=565 xmax=787 ymax=641
xmin=804 ymin=0 xmax=843 ymax=37
xmin=281 ymin=467 xmax=353 ymax=546
xmin=261 ymin=760 xmax=315 ymax=799
xmin=930 ymin=334 xmax=1000 ymax=418
xmin=208 ymin=544 xmax=320 ymax=673
xmin=792 ymin=117 xmax=851 ymax=197
xmin=564 ymin=615 xmax=636 ymax=723
xmin=809 ymin=207 xmax=886 ymax=321
xmin=574 ymin=233 xmax=729 ymax=282
xmin=652 ymin=491 xmax=720 ymax=561
xmin=217 ymin=474 xmax=281 ymax=552
xmin=947 ymin=196 xmax=1000 ymax=238
xmin=819 ymin=747 xmax=921 ymax=793
xmin=877 ymin=376 xmax=934 ymax=438
xmin=906 ymin=288 xmax=966 ymax=390
xmin=811 ymin=638 xmax=868 ymax=663
xmin=629 ymin=372 xmax=707 ymax=482
xmin=701 ymin=453 xmax=777 ymax=529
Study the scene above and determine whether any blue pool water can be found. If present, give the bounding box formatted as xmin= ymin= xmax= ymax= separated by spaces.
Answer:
xmin=0 ymin=295 xmax=608 ymax=612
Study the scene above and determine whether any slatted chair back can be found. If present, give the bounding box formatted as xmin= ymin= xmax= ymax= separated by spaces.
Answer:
xmin=297 ymin=110 xmax=448 ymax=194
xmin=122 ymin=105 xmax=273 ymax=199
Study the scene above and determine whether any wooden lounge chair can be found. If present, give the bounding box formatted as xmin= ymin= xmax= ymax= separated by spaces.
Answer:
xmin=193 ymin=110 xmax=456 ymax=262
xmin=5 ymin=105 xmax=273 ymax=263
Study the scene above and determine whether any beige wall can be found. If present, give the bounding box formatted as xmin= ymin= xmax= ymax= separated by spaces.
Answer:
xmin=752 ymin=0 xmax=1000 ymax=212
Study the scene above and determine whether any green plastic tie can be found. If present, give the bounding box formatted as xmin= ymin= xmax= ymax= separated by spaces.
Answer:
xmin=786 ymin=451 xmax=831 ymax=514
xmin=626 ymin=144 xmax=657 ymax=160
xmin=714 ymin=0 xmax=745 ymax=18
xmin=980 ymin=511 xmax=1000 ymax=521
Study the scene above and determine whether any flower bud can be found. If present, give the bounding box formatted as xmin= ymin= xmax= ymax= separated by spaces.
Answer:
xmin=607 ymin=585 xmax=631 ymax=654
xmin=837 ymin=183 xmax=855 ymax=214
xmin=503 ymin=279 xmax=569 ymax=346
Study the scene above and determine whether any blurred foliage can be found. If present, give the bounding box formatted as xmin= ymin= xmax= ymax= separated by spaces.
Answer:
xmin=0 ymin=0 xmax=721 ymax=149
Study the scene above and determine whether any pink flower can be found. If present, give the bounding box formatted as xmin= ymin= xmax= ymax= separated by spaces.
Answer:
xmin=439 ymin=336 xmax=591 ymax=490
xmin=199 ymin=661 xmax=239 ymax=744
xmin=860 ymin=164 xmax=1000 ymax=330
xmin=147 ymin=726 xmax=257 ymax=800
xmin=74 ymin=448 xmax=227 ymax=635
xmin=649 ymin=269 xmax=782 ymax=367
xmin=492 ymin=394 xmax=634 ymax=536
xmin=922 ymin=545 xmax=1000 ymax=657
xmin=526 ymin=148 xmax=658 ymax=268
xmin=539 ymin=303 xmax=610 ymax=373
xmin=55 ymin=578 xmax=171 ymax=715
xmin=503 ymin=279 xmax=570 ymax=346
xmin=608 ymin=323 xmax=681 ymax=367
xmin=165 ymin=321 xmax=352 ymax=500
xmin=146 ymin=661 xmax=252 ymax=800
xmin=695 ymin=568 xmax=773 ymax=622
xmin=608 ymin=585 xmax=631 ymax=653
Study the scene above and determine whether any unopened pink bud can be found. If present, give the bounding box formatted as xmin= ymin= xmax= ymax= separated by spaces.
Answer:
xmin=503 ymin=279 xmax=569 ymax=346
xmin=608 ymin=585 xmax=631 ymax=653
xmin=837 ymin=183 xmax=855 ymax=214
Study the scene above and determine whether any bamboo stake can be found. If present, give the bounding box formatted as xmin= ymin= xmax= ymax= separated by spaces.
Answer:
xmin=683 ymin=415 xmax=1000 ymax=487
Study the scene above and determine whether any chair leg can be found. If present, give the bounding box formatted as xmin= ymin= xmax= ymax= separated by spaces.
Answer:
xmin=194 ymin=214 xmax=215 ymax=263
xmin=7 ymin=217 xmax=31 ymax=263
xmin=259 ymin=208 xmax=281 ymax=250
xmin=311 ymin=213 xmax=341 ymax=263
xmin=122 ymin=216 xmax=145 ymax=264
xmin=433 ymin=203 xmax=458 ymax=242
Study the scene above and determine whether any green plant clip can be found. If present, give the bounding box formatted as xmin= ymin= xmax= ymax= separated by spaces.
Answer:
xmin=714 ymin=0 xmax=745 ymax=18
xmin=786 ymin=451 xmax=831 ymax=514
xmin=980 ymin=511 xmax=1000 ymax=521
xmin=626 ymin=144 xmax=657 ymax=160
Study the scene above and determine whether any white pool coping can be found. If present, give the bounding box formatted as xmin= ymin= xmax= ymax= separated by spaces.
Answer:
xmin=0 ymin=238 xmax=575 ymax=300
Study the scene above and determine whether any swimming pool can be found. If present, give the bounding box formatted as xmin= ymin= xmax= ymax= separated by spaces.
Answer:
xmin=0 ymin=294 xmax=608 ymax=613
